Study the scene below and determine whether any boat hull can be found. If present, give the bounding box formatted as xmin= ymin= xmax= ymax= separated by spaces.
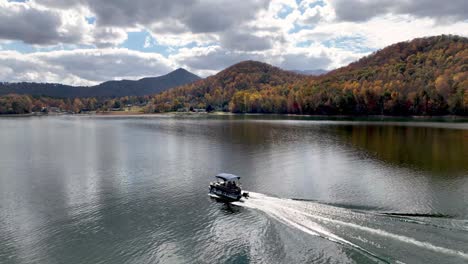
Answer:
xmin=209 ymin=186 xmax=242 ymax=202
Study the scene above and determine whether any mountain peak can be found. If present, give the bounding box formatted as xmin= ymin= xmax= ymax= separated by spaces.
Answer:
xmin=214 ymin=60 xmax=304 ymax=82
xmin=166 ymin=68 xmax=200 ymax=79
xmin=222 ymin=60 xmax=277 ymax=73
xmin=0 ymin=68 xmax=201 ymax=98
xmin=171 ymin=68 xmax=191 ymax=74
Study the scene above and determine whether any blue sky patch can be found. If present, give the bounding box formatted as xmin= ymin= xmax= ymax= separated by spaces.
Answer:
xmin=297 ymin=0 xmax=326 ymax=14
xmin=85 ymin=17 xmax=96 ymax=25
xmin=289 ymin=24 xmax=313 ymax=34
xmin=308 ymin=0 xmax=325 ymax=8
xmin=120 ymin=31 xmax=174 ymax=56
xmin=2 ymin=41 xmax=36 ymax=53
xmin=324 ymin=36 xmax=375 ymax=53
xmin=277 ymin=5 xmax=294 ymax=19
xmin=296 ymin=40 xmax=312 ymax=47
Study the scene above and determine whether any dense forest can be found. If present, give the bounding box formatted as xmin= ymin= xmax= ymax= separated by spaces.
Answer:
xmin=148 ymin=35 xmax=467 ymax=115
xmin=0 ymin=94 xmax=149 ymax=114
xmin=148 ymin=60 xmax=304 ymax=112
xmin=0 ymin=35 xmax=466 ymax=115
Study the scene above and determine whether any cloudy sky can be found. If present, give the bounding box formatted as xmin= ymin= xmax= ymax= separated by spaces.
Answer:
xmin=0 ymin=0 xmax=467 ymax=85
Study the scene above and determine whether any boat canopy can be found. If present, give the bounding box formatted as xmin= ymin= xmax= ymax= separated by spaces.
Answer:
xmin=215 ymin=173 xmax=241 ymax=181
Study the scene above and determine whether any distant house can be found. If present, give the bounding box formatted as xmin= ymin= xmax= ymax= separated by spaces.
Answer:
xmin=193 ymin=108 xmax=206 ymax=113
xmin=177 ymin=107 xmax=189 ymax=112
xmin=48 ymin=107 xmax=61 ymax=113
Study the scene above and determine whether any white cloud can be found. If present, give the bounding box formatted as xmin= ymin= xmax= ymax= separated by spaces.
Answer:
xmin=150 ymin=31 xmax=217 ymax=47
xmin=170 ymin=40 xmax=363 ymax=76
xmin=0 ymin=0 xmax=466 ymax=84
xmin=0 ymin=49 xmax=174 ymax=86
xmin=0 ymin=0 xmax=91 ymax=45
xmin=143 ymin=35 xmax=152 ymax=48
xmin=220 ymin=31 xmax=273 ymax=51
xmin=92 ymin=27 xmax=128 ymax=48
xmin=292 ymin=13 xmax=468 ymax=50
xmin=330 ymin=0 xmax=468 ymax=22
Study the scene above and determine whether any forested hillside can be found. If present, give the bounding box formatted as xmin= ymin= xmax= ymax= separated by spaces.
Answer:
xmin=149 ymin=35 xmax=467 ymax=115
xmin=149 ymin=60 xmax=305 ymax=112
xmin=1 ymin=35 xmax=466 ymax=115
xmin=308 ymin=35 xmax=467 ymax=115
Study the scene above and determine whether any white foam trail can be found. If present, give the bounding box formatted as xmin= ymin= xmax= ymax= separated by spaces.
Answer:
xmin=237 ymin=193 xmax=386 ymax=262
xmin=297 ymin=209 xmax=468 ymax=259
xmin=235 ymin=192 xmax=468 ymax=260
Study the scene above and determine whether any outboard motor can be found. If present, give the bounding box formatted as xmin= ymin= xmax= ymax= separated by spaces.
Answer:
xmin=242 ymin=192 xmax=249 ymax=198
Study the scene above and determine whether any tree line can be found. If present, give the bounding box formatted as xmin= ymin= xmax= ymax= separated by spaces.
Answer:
xmin=1 ymin=35 xmax=466 ymax=116
xmin=0 ymin=95 xmax=150 ymax=114
xmin=146 ymin=36 xmax=467 ymax=115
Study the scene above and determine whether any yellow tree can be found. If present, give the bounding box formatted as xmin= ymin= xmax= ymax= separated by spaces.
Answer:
xmin=72 ymin=98 xmax=84 ymax=113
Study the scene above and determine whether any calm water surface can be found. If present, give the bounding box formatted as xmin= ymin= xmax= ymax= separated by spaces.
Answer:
xmin=0 ymin=115 xmax=467 ymax=264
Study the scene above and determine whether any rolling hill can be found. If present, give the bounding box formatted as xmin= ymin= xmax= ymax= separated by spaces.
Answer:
xmin=150 ymin=60 xmax=307 ymax=111
xmin=150 ymin=35 xmax=467 ymax=115
xmin=0 ymin=68 xmax=201 ymax=98
xmin=1 ymin=35 xmax=466 ymax=116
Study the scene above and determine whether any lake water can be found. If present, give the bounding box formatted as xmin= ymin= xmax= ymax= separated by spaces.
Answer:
xmin=0 ymin=115 xmax=467 ymax=264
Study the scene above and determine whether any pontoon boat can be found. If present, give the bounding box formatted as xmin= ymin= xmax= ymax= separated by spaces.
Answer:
xmin=209 ymin=173 xmax=249 ymax=202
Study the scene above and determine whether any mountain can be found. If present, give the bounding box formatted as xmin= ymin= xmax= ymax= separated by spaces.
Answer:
xmin=292 ymin=69 xmax=328 ymax=76
xmin=151 ymin=60 xmax=306 ymax=112
xmin=325 ymin=35 xmax=466 ymax=78
xmin=0 ymin=68 xmax=201 ymax=98
xmin=309 ymin=35 xmax=467 ymax=115
xmin=2 ymin=35 xmax=466 ymax=115
xmin=150 ymin=35 xmax=467 ymax=115
xmin=211 ymin=60 xmax=304 ymax=88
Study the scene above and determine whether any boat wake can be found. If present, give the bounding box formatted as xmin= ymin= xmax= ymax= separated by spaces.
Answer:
xmin=233 ymin=192 xmax=468 ymax=263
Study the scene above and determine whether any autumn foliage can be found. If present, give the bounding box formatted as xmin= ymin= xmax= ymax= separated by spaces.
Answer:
xmin=147 ymin=60 xmax=303 ymax=112
xmin=1 ymin=35 xmax=467 ymax=116
xmin=0 ymin=95 xmax=150 ymax=114
xmin=146 ymin=35 xmax=467 ymax=115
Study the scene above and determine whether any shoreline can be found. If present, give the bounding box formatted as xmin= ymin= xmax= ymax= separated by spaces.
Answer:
xmin=1 ymin=111 xmax=468 ymax=122
xmin=96 ymin=111 xmax=468 ymax=121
